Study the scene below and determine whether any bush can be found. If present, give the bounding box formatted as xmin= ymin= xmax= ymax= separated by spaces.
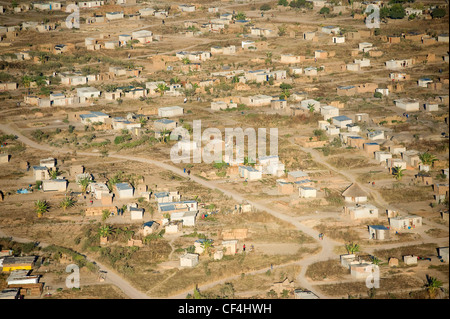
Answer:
xmin=260 ymin=4 xmax=271 ymax=11
xmin=319 ymin=7 xmax=330 ymax=15
xmin=431 ymin=7 xmax=446 ymax=19
xmin=374 ymin=92 xmax=383 ymax=98
xmin=388 ymin=4 xmax=405 ymax=19
xmin=278 ymin=0 xmax=289 ymax=6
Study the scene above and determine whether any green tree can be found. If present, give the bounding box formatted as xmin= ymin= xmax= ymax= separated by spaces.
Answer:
xmin=278 ymin=0 xmax=289 ymax=6
xmin=201 ymin=240 xmax=213 ymax=256
xmin=155 ymin=83 xmax=169 ymax=96
xmin=98 ymin=225 xmax=113 ymax=238
xmin=78 ymin=176 xmax=91 ymax=194
xmin=35 ymin=200 xmax=50 ymax=218
xmin=345 ymin=242 xmax=360 ymax=254
xmin=234 ymin=12 xmax=247 ymax=20
xmin=181 ymin=57 xmax=191 ymax=65
xmin=419 ymin=152 xmax=437 ymax=166
xmin=424 ymin=275 xmax=443 ymax=299
xmin=392 ymin=166 xmax=405 ymax=180
xmin=260 ymin=4 xmax=271 ymax=11
xmin=431 ymin=7 xmax=446 ymax=19
xmin=49 ymin=168 xmax=62 ymax=180
xmin=389 ymin=4 xmax=406 ymax=19
xmin=60 ymin=196 xmax=76 ymax=211
xmin=102 ymin=209 xmax=111 ymax=221
xmin=320 ymin=7 xmax=330 ymax=15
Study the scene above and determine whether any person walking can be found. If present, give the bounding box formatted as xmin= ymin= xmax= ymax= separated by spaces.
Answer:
xmin=187 ymin=170 xmax=191 ymax=176
xmin=184 ymin=168 xmax=186 ymax=173
xmin=243 ymin=244 xmax=246 ymax=252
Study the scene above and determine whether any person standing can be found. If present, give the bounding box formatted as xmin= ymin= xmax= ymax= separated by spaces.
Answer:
xmin=243 ymin=244 xmax=246 ymax=252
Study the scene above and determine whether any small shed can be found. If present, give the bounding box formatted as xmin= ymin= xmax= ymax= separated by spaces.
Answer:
xmin=368 ymin=225 xmax=390 ymax=240
xmin=180 ymin=253 xmax=199 ymax=268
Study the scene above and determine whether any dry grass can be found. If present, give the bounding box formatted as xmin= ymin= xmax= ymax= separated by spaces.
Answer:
xmin=373 ymin=243 xmax=439 ymax=261
xmin=48 ymin=284 xmax=128 ymax=299
xmin=327 ymin=156 xmax=374 ymax=170
xmin=378 ymin=185 xmax=432 ymax=203
xmin=314 ymin=223 xmax=361 ymax=243
xmin=306 ymin=259 xmax=349 ymax=281
xmin=424 ymin=228 xmax=449 ymax=239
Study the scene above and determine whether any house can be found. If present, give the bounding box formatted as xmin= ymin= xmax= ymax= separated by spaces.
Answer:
xmin=347 ymin=136 xmax=365 ymax=149
xmin=158 ymin=106 xmax=184 ymax=118
xmin=37 ymin=158 xmax=56 ymax=171
xmin=374 ymin=151 xmax=392 ymax=163
xmin=320 ymin=105 xmax=339 ymax=121
xmin=271 ymin=99 xmax=287 ymax=110
xmin=359 ymin=42 xmax=373 ymax=51
xmin=433 ymin=183 xmax=449 ymax=204
xmin=80 ymin=111 xmax=109 ymax=124
xmin=165 ymin=221 xmax=182 ymax=234
xmin=337 ymin=85 xmax=357 ymax=96
xmin=415 ymin=172 xmax=433 ymax=185
xmin=321 ymin=26 xmax=340 ymax=34
xmin=368 ymin=225 xmax=390 ymax=240
xmin=141 ymin=221 xmax=159 ymax=236
xmin=418 ymin=78 xmax=433 ymax=88
xmin=211 ymin=101 xmax=237 ymax=111
xmin=332 ymin=36 xmax=345 ymax=44
xmin=294 ymin=289 xmax=319 ymax=299
xmin=389 ymin=145 xmax=406 ymax=155
xmin=315 ymin=50 xmax=328 ymax=59
xmin=403 ymin=255 xmax=418 ymax=265
xmin=424 ymin=103 xmax=438 ymax=112
xmin=130 ymin=207 xmax=144 ymax=220
xmin=438 ymin=34 xmax=449 ymax=43
xmin=154 ymin=119 xmax=177 ymax=131
xmin=364 ymin=143 xmax=380 ymax=156
xmin=389 ymin=215 xmax=422 ymax=230
xmin=401 ymin=150 xmax=421 ymax=167
xmin=0 ymin=289 xmax=19 ymax=300
xmin=6 ymin=270 xmax=39 ymax=286
xmin=180 ymin=253 xmax=199 ymax=268
xmin=171 ymin=211 xmax=197 ymax=227
xmin=105 ymin=11 xmax=124 ymax=20
xmin=1 ymin=256 xmax=36 ymax=272
xmin=303 ymin=31 xmax=316 ymax=41
xmin=154 ymin=191 xmax=181 ymax=203
xmin=342 ymin=183 xmax=367 ymax=203
xmin=277 ymin=179 xmax=295 ymax=194
xmin=222 ymin=240 xmax=238 ymax=255
xmin=304 ymin=67 xmax=318 ymax=76
xmin=239 ymin=166 xmax=262 ymax=181
xmin=42 ymin=179 xmax=68 ymax=192
xmin=241 ymin=95 xmax=273 ymax=107
xmin=387 ymin=158 xmax=407 ymax=172
xmin=0 ymin=154 xmax=10 ymax=164
xmin=77 ymin=87 xmax=101 ymax=99
xmin=438 ymin=247 xmax=449 ymax=263
xmin=32 ymin=166 xmax=50 ymax=181
xmin=88 ymin=183 xmax=110 ymax=200
xmin=385 ymin=59 xmax=414 ymax=69
xmin=345 ymin=204 xmax=379 ymax=220
xmin=280 ymin=54 xmax=303 ymax=64
xmin=301 ymin=99 xmax=320 ymax=111
xmin=299 ymin=186 xmax=317 ymax=198
xmin=347 ymin=63 xmax=361 ymax=72
xmin=332 ymin=115 xmax=352 ymax=129
xmin=350 ymin=262 xmax=375 ymax=279
xmin=394 ymin=99 xmax=419 ymax=111
xmin=115 ymin=183 xmax=134 ymax=199
xmin=287 ymin=170 xmax=309 ymax=183
xmin=131 ymin=30 xmax=153 ymax=43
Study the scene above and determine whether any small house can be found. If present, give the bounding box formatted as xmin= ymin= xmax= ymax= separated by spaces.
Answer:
xmin=389 ymin=215 xmax=422 ymax=230
xmin=345 ymin=204 xmax=379 ymax=220
xmin=299 ymin=186 xmax=317 ymax=198
xmin=158 ymin=106 xmax=184 ymax=118
xmin=141 ymin=221 xmax=159 ymax=236
xmin=222 ymin=240 xmax=238 ymax=255
xmin=42 ymin=179 xmax=68 ymax=192
xmin=350 ymin=263 xmax=375 ymax=279
xmin=332 ymin=115 xmax=352 ymax=129
xmin=403 ymin=255 xmax=417 ymax=265
xmin=342 ymin=183 xmax=367 ymax=203
xmin=363 ymin=142 xmax=380 ymax=156
xmin=180 ymin=253 xmax=199 ymax=268
xmin=1 ymin=256 xmax=36 ymax=272
xmin=368 ymin=225 xmax=390 ymax=240
xmin=115 ymin=183 xmax=134 ymax=199
xmin=438 ymin=247 xmax=449 ymax=263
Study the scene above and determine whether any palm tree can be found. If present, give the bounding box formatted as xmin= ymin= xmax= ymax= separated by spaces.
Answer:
xmin=181 ymin=57 xmax=191 ymax=65
xmin=22 ymin=75 xmax=33 ymax=95
xmin=345 ymin=242 xmax=360 ymax=254
xmin=308 ymin=103 xmax=315 ymax=113
xmin=49 ymin=168 xmax=62 ymax=180
xmin=107 ymin=174 xmax=121 ymax=192
xmin=170 ymin=76 xmax=180 ymax=84
xmin=98 ymin=225 xmax=113 ymax=238
xmin=35 ymin=200 xmax=49 ymax=218
xmin=155 ymin=83 xmax=169 ymax=97
xmin=201 ymin=240 xmax=213 ymax=256
xmin=159 ymin=129 xmax=171 ymax=144
xmin=102 ymin=209 xmax=111 ymax=221
xmin=78 ymin=176 xmax=91 ymax=194
xmin=60 ymin=196 xmax=76 ymax=211
xmin=419 ymin=152 xmax=437 ymax=166
xmin=372 ymin=256 xmax=381 ymax=266
xmin=424 ymin=275 xmax=443 ymax=299
xmin=392 ymin=166 xmax=405 ymax=180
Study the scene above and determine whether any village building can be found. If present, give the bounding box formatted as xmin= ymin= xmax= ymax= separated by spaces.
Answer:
xmin=342 ymin=183 xmax=367 ymax=203
xmin=345 ymin=204 xmax=379 ymax=220
xmin=115 ymin=183 xmax=134 ymax=199
xmin=368 ymin=225 xmax=390 ymax=240
xmin=158 ymin=106 xmax=184 ymax=118
xmin=180 ymin=253 xmax=199 ymax=267
xmin=389 ymin=215 xmax=423 ymax=230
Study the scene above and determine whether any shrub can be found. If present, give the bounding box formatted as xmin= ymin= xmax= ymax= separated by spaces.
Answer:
xmin=260 ymin=4 xmax=271 ymax=11
xmin=431 ymin=7 xmax=446 ymax=19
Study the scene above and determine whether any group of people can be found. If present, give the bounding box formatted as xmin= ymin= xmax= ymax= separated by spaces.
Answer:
xmin=318 ymin=233 xmax=325 ymax=240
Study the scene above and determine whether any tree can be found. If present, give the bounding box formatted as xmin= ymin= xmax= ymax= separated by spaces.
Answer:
xmin=35 ymin=200 xmax=49 ymax=218
xmin=170 ymin=76 xmax=180 ymax=84
xmin=419 ymin=152 xmax=437 ymax=166
xmin=345 ymin=242 xmax=360 ymax=254
xmin=374 ymin=92 xmax=383 ymax=98
xmin=102 ymin=209 xmax=111 ymax=221
xmin=260 ymin=4 xmax=271 ymax=11
xmin=392 ymin=166 xmax=405 ymax=180
xmin=277 ymin=25 xmax=287 ymax=36
xmin=278 ymin=0 xmax=289 ymax=6
xmin=201 ymin=240 xmax=213 ymax=256
xmin=49 ymin=168 xmax=62 ymax=180
xmin=424 ymin=275 xmax=443 ymax=299
xmin=78 ymin=176 xmax=91 ymax=194
xmin=155 ymin=83 xmax=169 ymax=96
xmin=159 ymin=128 xmax=171 ymax=144
xmin=220 ymin=282 xmax=235 ymax=299
xmin=107 ymin=174 xmax=122 ymax=192
xmin=60 ymin=196 xmax=76 ymax=211
xmin=388 ymin=4 xmax=406 ymax=19
xmin=98 ymin=225 xmax=113 ymax=238
xmin=319 ymin=7 xmax=330 ymax=15
xmin=431 ymin=7 xmax=446 ymax=19
xmin=234 ymin=12 xmax=246 ymax=20
xmin=181 ymin=58 xmax=191 ymax=65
